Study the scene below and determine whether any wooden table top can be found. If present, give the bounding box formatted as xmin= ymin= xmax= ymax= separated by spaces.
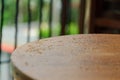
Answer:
xmin=11 ymin=34 xmax=120 ymax=80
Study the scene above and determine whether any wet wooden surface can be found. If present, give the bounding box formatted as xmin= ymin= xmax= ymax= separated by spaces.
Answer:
xmin=11 ymin=34 xmax=120 ymax=80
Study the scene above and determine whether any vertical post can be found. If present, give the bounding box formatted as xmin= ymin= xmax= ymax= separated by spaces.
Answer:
xmin=27 ymin=0 xmax=31 ymax=42
xmin=78 ymin=0 xmax=86 ymax=34
xmin=0 ymin=0 xmax=4 ymax=69
xmin=60 ymin=0 xmax=71 ymax=35
xmin=89 ymin=0 xmax=104 ymax=33
xmin=38 ymin=0 xmax=44 ymax=39
xmin=48 ymin=0 xmax=53 ymax=37
xmin=66 ymin=0 xmax=71 ymax=34
xmin=15 ymin=0 xmax=19 ymax=49
xmin=88 ymin=0 xmax=96 ymax=33
xmin=60 ymin=0 xmax=67 ymax=35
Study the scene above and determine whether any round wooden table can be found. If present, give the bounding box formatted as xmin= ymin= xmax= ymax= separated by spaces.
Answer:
xmin=11 ymin=34 xmax=120 ymax=80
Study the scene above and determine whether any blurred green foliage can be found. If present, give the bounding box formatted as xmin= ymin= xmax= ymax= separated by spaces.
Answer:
xmin=1 ymin=0 xmax=40 ymax=25
xmin=1 ymin=0 xmax=80 ymax=37
xmin=1 ymin=0 xmax=79 ymax=24
xmin=3 ymin=0 xmax=16 ymax=25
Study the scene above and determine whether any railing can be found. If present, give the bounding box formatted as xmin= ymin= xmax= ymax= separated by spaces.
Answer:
xmin=0 ymin=0 xmax=86 ymax=79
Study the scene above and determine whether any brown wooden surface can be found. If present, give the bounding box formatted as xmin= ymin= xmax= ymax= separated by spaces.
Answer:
xmin=11 ymin=34 xmax=120 ymax=80
xmin=95 ymin=18 xmax=120 ymax=29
